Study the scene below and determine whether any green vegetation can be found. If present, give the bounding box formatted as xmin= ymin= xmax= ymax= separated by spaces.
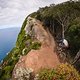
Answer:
xmin=38 ymin=69 xmax=56 ymax=80
xmin=38 ymin=63 xmax=80 ymax=80
xmin=30 ymin=1 xmax=80 ymax=57
xmin=66 ymin=18 xmax=80 ymax=56
xmin=0 ymin=0 xmax=80 ymax=79
xmin=0 ymin=17 xmax=41 ymax=80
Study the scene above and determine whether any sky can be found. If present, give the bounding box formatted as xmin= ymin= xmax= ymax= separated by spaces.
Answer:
xmin=0 ymin=0 xmax=68 ymax=29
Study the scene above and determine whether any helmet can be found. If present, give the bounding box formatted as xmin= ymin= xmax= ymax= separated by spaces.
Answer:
xmin=63 ymin=39 xmax=69 ymax=48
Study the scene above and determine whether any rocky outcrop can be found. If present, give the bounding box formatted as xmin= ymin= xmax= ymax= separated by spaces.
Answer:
xmin=1 ymin=2 xmax=80 ymax=79
xmin=12 ymin=17 xmax=60 ymax=79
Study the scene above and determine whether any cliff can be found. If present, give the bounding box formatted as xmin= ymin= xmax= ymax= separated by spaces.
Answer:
xmin=0 ymin=1 xmax=80 ymax=80
xmin=12 ymin=17 xmax=60 ymax=79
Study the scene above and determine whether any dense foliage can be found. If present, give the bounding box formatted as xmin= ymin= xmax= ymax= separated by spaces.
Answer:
xmin=30 ymin=0 xmax=80 ymax=56
xmin=66 ymin=18 xmax=80 ymax=55
xmin=0 ymin=0 xmax=80 ymax=80
xmin=0 ymin=17 xmax=41 ymax=80
xmin=38 ymin=63 xmax=80 ymax=80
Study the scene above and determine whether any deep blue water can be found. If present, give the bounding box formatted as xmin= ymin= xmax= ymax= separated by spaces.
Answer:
xmin=0 ymin=27 xmax=20 ymax=62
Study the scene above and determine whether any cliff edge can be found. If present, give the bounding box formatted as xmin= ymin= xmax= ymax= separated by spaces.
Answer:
xmin=0 ymin=1 xmax=80 ymax=80
xmin=12 ymin=17 xmax=60 ymax=79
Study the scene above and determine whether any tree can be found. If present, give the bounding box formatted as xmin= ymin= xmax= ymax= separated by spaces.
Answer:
xmin=55 ymin=10 xmax=70 ymax=40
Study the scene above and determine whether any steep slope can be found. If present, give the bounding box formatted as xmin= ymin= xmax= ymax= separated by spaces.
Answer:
xmin=30 ymin=1 xmax=80 ymax=55
xmin=12 ymin=17 xmax=60 ymax=79
xmin=30 ymin=1 xmax=80 ymax=71
xmin=0 ymin=1 xmax=80 ymax=80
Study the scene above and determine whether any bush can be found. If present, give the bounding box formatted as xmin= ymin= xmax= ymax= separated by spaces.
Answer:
xmin=66 ymin=18 xmax=80 ymax=56
xmin=38 ymin=69 xmax=56 ymax=80
xmin=38 ymin=63 xmax=80 ymax=80
xmin=56 ymin=63 xmax=80 ymax=80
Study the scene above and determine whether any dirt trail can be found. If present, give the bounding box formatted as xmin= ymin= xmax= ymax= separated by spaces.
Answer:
xmin=13 ymin=17 xmax=60 ymax=74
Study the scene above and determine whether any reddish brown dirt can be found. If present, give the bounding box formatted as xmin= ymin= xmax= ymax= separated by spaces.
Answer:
xmin=13 ymin=18 xmax=60 ymax=74
xmin=24 ymin=46 xmax=60 ymax=73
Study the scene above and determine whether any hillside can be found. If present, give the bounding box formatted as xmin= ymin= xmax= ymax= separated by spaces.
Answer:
xmin=0 ymin=1 xmax=80 ymax=80
xmin=12 ymin=17 xmax=60 ymax=78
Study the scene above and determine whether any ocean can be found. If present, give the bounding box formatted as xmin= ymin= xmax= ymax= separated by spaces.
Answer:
xmin=0 ymin=27 xmax=20 ymax=62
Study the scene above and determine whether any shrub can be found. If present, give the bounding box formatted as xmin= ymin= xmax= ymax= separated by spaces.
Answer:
xmin=38 ymin=69 xmax=56 ymax=80
xmin=38 ymin=63 xmax=80 ymax=80
xmin=66 ymin=18 xmax=80 ymax=56
xmin=56 ymin=63 xmax=80 ymax=80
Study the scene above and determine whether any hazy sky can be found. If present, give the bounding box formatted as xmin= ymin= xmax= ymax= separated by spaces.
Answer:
xmin=0 ymin=0 xmax=68 ymax=29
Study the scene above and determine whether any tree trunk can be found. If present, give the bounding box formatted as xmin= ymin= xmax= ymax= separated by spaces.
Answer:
xmin=62 ymin=24 xmax=65 ymax=40
xmin=72 ymin=50 xmax=80 ymax=64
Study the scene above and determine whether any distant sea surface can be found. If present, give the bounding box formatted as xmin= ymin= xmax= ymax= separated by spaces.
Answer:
xmin=0 ymin=27 xmax=20 ymax=62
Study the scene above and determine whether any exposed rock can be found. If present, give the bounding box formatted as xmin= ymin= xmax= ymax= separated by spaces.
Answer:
xmin=12 ymin=17 xmax=60 ymax=79
xmin=12 ymin=67 xmax=33 ymax=80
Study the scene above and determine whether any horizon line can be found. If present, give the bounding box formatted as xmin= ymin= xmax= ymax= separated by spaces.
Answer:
xmin=0 ymin=26 xmax=21 ymax=30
